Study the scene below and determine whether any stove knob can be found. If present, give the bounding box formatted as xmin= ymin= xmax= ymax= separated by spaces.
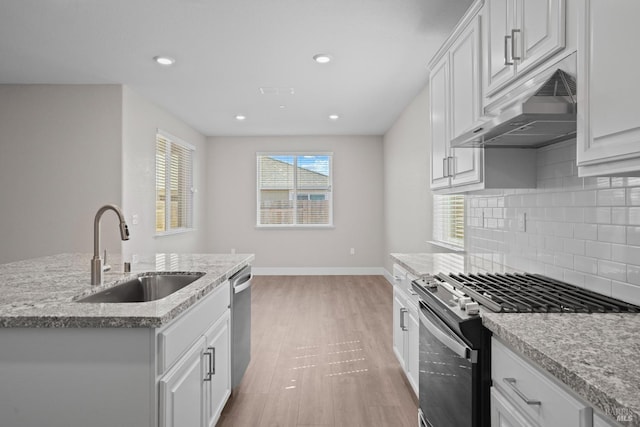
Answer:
xmin=459 ymin=296 xmax=472 ymax=309
xmin=465 ymin=302 xmax=480 ymax=315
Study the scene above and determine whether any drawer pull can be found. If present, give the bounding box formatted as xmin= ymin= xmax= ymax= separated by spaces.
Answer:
xmin=400 ymin=308 xmax=409 ymax=331
xmin=503 ymin=378 xmax=541 ymax=406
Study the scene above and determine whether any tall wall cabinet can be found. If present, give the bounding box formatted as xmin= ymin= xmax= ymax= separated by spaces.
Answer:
xmin=576 ymin=0 xmax=640 ymax=177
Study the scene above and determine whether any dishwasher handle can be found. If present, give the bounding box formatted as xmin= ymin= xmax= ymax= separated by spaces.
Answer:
xmin=234 ymin=275 xmax=251 ymax=293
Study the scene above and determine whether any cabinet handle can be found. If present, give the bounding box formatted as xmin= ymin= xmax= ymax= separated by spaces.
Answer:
xmin=400 ymin=308 xmax=409 ymax=331
xmin=504 ymin=35 xmax=513 ymax=65
xmin=203 ymin=349 xmax=213 ymax=381
xmin=443 ymin=157 xmax=449 ymax=178
xmin=203 ymin=347 xmax=216 ymax=381
xmin=511 ymin=29 xmax=521 ymax=61
xmin=448 ymin=156 xmax=456 ymax=177
xmin=503 ymin=378 xmax=541 ymax=406
xmin=408 ymin=289 xmax=418 ymax=296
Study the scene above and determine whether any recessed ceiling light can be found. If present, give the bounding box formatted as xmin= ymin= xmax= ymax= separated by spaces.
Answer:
xmin=313 ymin=54 xmax=332 ymax=64
xmin=235 ymin=115 xmax=247 ymax=121
xmin=279 ymin=105 xmax=286 ymax=109
xmin=329 ymin=114 xmax=340 ymax=120
xmin=153 ymin=56 xmax=175 ymax=66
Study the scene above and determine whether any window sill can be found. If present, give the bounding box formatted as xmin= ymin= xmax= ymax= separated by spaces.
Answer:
xmin=155 ymin=228 xmax=196 ymax=237
xmin=426 ymin=240 xmax=465 ymax=253
xmin=256 ymin=224 xmax=335 ymax=230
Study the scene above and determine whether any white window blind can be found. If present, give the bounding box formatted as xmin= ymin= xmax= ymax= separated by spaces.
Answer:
xmin=257 ymin=153 xmax=333 ymax=227
xmin=156 ymin=131 xmax=195 ymax=234
xmin=433 ymin=194 xmax=465 ymax=249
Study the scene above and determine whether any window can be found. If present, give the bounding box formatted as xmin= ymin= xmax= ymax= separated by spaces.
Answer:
xmin=156 ymin=131 xmax=195 ymax=234
xmin=257 ymin=153 xmax=333 ymax=227
xmin=433 ymin=194 xmax=464 ymax=249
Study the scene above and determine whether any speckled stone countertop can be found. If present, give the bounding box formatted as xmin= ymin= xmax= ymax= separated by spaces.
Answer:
xmin=484 ymin=313 xmax=640 ymax=426
xmin=392 ymin=252 xmax=640 ymax=426
xmin=0 ymin=253 xmax=254 ymax=328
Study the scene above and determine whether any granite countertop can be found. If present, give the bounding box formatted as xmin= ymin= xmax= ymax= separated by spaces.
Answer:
xmin=483 ymin=313 xmax=640 ymax=427
xmin=0 ymin=253 xmax=254 ymax=328
xmin=391 ymin=252 xmax=640 ymax=426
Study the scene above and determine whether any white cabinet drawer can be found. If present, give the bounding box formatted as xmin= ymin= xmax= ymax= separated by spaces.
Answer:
xmin=492 ymin=338 xmax=592 ymax=427
xmin=158 ymin=281 xmax=230 ymax=374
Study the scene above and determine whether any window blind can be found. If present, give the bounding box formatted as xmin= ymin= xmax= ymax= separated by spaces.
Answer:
xmin=156 ymin=131 xmax=194 ymax=233
xmin=257 ymin=153 xmax=332 ymax=227
xmin=433 ymin=194 xmax=465 ymax=248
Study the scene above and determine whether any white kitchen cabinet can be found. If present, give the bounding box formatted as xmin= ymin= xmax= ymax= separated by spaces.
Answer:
xmin=483 ymin=0 xmax=566 ymax=98
xmin=576 ymin=0 xmax=640 ymax=177
xmin=391 ymin=266 xmax=419 ymax=396
xmin=430 ymin=10 xmax=484 ymax=192
xmin=492 ymin=338 xmax=592 ymax=427
xmin=491 ymin=387 xmax=536 ymax=427
xmin=204 ymin=313 xmax=231 ymax=427
xmin=160 ymin=337 xmax=206 ymax=427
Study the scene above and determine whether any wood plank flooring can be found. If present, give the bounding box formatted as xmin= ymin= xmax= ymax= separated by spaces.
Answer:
xmin=217 ymin=275 xmax=418 ymax=427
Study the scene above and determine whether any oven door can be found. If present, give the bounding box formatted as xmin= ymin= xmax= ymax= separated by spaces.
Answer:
xmin=419 ymin=301 xmax=477 ymax=427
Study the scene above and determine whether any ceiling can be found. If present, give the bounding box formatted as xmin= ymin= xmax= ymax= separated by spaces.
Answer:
xmin=0 ymin=0 xmax=472 ymax=137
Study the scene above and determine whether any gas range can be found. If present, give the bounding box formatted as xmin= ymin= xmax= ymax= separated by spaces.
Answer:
xmin=431 ymin=272 xmax=640 ymax=314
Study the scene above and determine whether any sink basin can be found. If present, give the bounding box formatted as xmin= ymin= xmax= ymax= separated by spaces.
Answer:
xmin=77 ymin=272 xmax=205 ymax=303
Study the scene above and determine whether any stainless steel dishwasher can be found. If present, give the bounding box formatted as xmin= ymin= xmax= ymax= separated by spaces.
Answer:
xmin=229 ymin=265 xmax=252 ymax=390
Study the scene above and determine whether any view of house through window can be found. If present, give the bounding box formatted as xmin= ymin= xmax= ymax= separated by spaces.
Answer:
xmin=156 ymin=131 xmax=195 ymax=234
xmin=433 ymin=194 xmax=464 ymax=248
xmin=257 ymin=153 xmax=333 ymax=226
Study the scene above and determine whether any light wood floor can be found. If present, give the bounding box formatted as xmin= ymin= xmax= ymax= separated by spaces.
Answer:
xmin=217 ymin=275 xmax=418 ymax=427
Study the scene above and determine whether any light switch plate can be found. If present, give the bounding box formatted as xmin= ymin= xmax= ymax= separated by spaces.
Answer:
xmin=517 ymin=213 xmax=526 ymax=232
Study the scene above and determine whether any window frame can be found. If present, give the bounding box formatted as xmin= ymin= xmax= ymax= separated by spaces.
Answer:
xmin=431 ymin=194 xmax=465 ymax=251
xmin=256 ymin=152 xmax=334 ymax=229
xmin=155 ymin=129 xmax=196 ymax=236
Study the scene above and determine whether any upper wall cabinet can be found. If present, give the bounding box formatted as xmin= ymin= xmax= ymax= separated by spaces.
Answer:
xmin=430 ymin=12 xmax=484 ymax=192
xmin=483 ymin=0 xmax=566 ymax=100
xmin=429 ymin=2 xmax=537 ymax=194
xmin=576 ymin=0 xmax=640 ymax=177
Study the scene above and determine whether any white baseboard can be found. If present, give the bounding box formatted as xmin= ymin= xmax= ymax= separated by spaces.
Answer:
xmin=252 ymin=266 xmax=385 ymax=276
xmin=382 ymin=268 xmax=394 ymax=285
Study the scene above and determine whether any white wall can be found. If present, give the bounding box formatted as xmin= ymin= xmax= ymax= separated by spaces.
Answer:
xmin=466 ymin=139 xmax=640 ymax=305
xmin=0 ymin=85 xmax=123 ymax=264
xmin=382 ymin=85 xmax=435 ymax=273
xmin=122 ymin=87 xmax=208 ymax=259
xmin=206 ymin=135 xmax=384 ymax=273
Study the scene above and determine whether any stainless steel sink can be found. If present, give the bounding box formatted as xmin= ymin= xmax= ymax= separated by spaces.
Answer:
xmin=77 ymin=272 xmax=205 ymax=303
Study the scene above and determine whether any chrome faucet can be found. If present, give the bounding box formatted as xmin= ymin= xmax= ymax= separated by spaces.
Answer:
xmin=91 ymin=204 xmax=130 ymax=286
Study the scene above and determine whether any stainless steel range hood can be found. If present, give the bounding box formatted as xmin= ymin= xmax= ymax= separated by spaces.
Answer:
xmin=451 ymin=68 xmax=577 ymax=148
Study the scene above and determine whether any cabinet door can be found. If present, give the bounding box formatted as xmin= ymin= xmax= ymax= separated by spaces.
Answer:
xmin=204 ymin=312 xmax=231 ymax=427
xmin=491 ymin=387 xmax=536 ymax=427
xmin=430 ymin=57 xmax=451 ymax=190
xmin=450 ymin=15 xmax=482 ymax=140
xmin=577 ymin=0 xmax=640 ymax=176
xmin=392 ymin=289 xmax=407 ymax=369
xmin=450 ymin=146 xmax=483 ymax=188
xmin=406 ymin=310 xmax=420 ymax=397
xmin=515 ymin=0 xmax=565 ymax=76
xmin=484 ymin=0 xmax=517 ymax=96
xmin=160 ymin=337 xmax=205 ymax=427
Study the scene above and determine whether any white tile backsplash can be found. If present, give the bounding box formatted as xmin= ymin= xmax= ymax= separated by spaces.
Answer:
xmin=466 ymin=139 xmax=640 ymax=305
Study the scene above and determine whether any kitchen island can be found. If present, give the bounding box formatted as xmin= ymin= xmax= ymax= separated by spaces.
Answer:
xmin=0 ymin=252 xmax=254 ymax=427
xmin=391 ymin=252 xmax=640 ymax=427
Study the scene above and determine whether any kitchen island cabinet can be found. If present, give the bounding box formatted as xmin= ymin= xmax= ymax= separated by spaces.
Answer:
xmin=392 ymin=264 xmax=419 ymax=397
xmin=0 ymin=253 xmax=253 ymax=427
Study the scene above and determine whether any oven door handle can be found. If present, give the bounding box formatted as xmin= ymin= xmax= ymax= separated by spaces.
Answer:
xmin=419 ymin=304 xmax=475 ymax=362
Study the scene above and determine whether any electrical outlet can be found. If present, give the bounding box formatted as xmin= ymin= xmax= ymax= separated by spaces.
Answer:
xmin=517 ymin=213 xmax=527 ymax=232
xmin=350 ymin=248 xmax=355 ymax=255
xmin=131 ymin=254 xmax=139 ymax=264
xmin=131 ymin=214 xmax=139 ymax=225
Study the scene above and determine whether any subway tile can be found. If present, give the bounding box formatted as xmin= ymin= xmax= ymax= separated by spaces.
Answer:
xmin=572 ymin=190 xmax=597 ymax=206
xmin=564 ymin=270 xmax=585 ymax=288
xmin=598 ymin=259 xmax=627 ymax=282
xmin=628 ymin=188 xmax=640 ymax=206
xmin=545 ymin=236 xmax=564 ymax=251
xmin=574 ymin=223 xmax=598 ymax=241
xmin=562 ymin=175 xmax=583 ymax=190
xmin=583 ymin=274 xmax=612 ymax=296
xmin=584 ymin=207 xmax=611 ymax=224
xmin=537 ymin=251 xmax=555 ymax=265
xmin=553 ymin=222 xmax=574 ymax=238
xmin=627 ymin=265 xmax=640 ymax=286
xmin=478 ymin=198 xmax=487 ymax=208
xmin=611 ymin=280 xmax=640 ymax=305
xmin=611 ymin=207 xmax=628 ymax=225
xmin=554 ymin=253 xmax=574 ymax=269
xmin=563 ymin=207 xmax=584 ymax=223
xmin=597 ymin=188 xmax=626 ymax=206
xmin=563 ymin=238 xmax=585 ymax=256
xmin=597 ymin=224 xmax=626 ymax=243
xmin=611 ymin=244 xmax=640 ymax=266
xmin=574 ymin=256 xmax=598 ymax=275
xmin=585 ymin=241 xmax=612 ymax=260
xmin=629 ymin=208 xmax=640 ymax=226
xmin=627 ymin=227 xmax=640 ymax=246
xmin=544 ymin=265 xmax=566 ymax=281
